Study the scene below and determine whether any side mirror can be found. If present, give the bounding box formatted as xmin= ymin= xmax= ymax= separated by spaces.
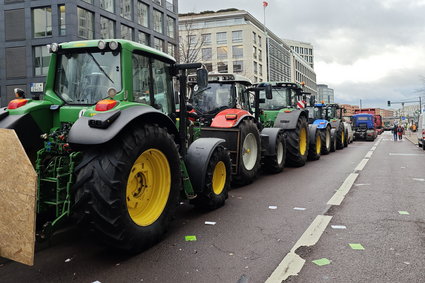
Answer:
xmin=309 ymin=96 xmax=315 ymax=106
xmin=196 ymin=68 xmax=208 ymax=89
xmin=265 ymin=84 xmax=272 ymax=99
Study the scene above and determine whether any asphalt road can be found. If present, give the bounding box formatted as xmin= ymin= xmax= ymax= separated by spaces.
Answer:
xmin=1 ymin=131 xmax=423 ymax=283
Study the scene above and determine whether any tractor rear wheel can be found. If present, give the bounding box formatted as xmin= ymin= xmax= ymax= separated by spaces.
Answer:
xmin=308 ymin=129 xmax=321 ymax=161
xmin=263 ymin=132 xmax=286 ymax=173
xmin=344 ymin=128 xmax=349 ymax=147
xmin=330 ymin=129 xmax=337 ymax=152
xmin=233 ymin=119 xmax=261 ymax=185
xmin=74 ymin=124 xmax=181 ymax=252
xmin=192 ymin=146 xmax=231 ymax=210
xmin=320 ymin=127 xmax=331 ymax=155
xmin=286 ymin=116 xmax=309 ymax=167
xmin=336 ymin=123 xmax=345 ymax=150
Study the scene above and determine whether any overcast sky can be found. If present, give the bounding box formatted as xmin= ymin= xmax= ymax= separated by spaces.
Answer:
xmin=179 ymin=0 xmax=425 ymax=109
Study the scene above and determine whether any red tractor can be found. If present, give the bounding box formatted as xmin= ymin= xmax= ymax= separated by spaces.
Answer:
xmin=188 ymin=73 xmax=285 ymax=185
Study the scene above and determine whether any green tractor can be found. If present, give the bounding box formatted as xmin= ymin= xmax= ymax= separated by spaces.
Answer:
xmin=0 ymin=39 xmax=232 ymax=265
xmin=254 ymin=82 xmax=322 ymax=167
xmin=324 ymin=103 xmax=348 ymax=149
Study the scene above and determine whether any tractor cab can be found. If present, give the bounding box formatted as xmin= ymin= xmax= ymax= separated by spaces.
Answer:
xmin=188 ymin=73 xmax=252 ymax=125
xmin=256 ymin=82 xmax=305 ymax=111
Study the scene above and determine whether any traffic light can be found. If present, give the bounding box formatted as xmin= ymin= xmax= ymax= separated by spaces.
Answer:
xmin=387 ymin=100 xmax=391 ymax=106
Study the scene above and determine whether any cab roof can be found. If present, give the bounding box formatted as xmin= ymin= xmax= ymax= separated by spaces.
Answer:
xmin=188 ymin=73 xmax=252 ymax=86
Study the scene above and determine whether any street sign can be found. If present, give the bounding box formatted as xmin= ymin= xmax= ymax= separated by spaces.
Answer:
xmin=30 ymin=83 xmax=43 ymax=92
xmin=401 ymin=116 xmax=406 ymax=120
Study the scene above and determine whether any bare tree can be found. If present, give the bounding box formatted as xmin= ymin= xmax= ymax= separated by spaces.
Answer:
xmin=178 ymin=18 xmax=206 ymax=64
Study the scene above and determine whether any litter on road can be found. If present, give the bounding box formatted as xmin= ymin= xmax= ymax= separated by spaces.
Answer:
xmin=64 ymin=258 xmax=72 ymax=263
xmin=398 ymin=211 xmax=410 ymax=215
xmin=204 ymin=221 xmax=216 ymax=225
xmin=312 ymin=258 xmax=331 ymax=266
xmin=268 ymin=206 xmax=278 ymax=210
xmin=331 ymin=225 xmax=347 ymax=229
xmin=293 ymin=207 xmax=306 ymax=211
xmin=349 ymin=243 xmax=365 ymax=250
xmin=185 ymin=235 xmax=197 ymax=241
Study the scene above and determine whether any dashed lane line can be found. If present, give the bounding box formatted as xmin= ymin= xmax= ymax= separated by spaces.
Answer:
xmin=365 ymin=151 xmax=373 ymax=158
xmin=327 ymin=173 xmax=359 ymax=206
xmin=355 ymin=158 xmax=369 ymax=171
xmin=265 ymin=215 xmax=332 ymax=283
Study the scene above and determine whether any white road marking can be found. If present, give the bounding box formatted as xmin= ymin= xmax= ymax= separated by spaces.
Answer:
xmin=370 ymin=146 xmax=377 ymax=151
xmin=413 ymin=178 xmax=425 ymax=182
xmin=354 ymin=183 xmax=370 ymax=187
xmin=365 ymin=151 xmax=373 ymax=158
xmin=389 ymin=153 xmax=423 ymax=156
xmin=355 ymin=159 xmax=369 ymax=171
xmin=269 ymin=206 xmax=278 ymax=209
xmin=327 ymin=173 xmax=359 ymax=205
xmin=265 ymin=215 xmax=332 ymax=283
xmin=293 ymin=207 xmax=306 ymax=211
xmin=331 ymin=225 xmax=347 ymax=229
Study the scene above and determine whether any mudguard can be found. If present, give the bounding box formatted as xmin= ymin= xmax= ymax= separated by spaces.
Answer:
xmin=308 ymin=124 xmax=319 ymax=144
xmin=330 ymin=119 xmax=340 ymax=129
xmin=185 ymin=138 xmax=226 ymax=193
xmin=273 ymin=109 xmax=307 ymax=130
xmin=68 ymin=105 xmax=178 ymax=146
xmin=210 ymin=109 xmax=253 ymax=128
xmin=313 ymin=119 xmax=329 ymax=129
xmin=331 ymin=128 xmax=337 ymax=141
xmin=260 ymin=127 xmax=284 ymax=156
xmin=0 ymin=113 xmax=43 ymax=161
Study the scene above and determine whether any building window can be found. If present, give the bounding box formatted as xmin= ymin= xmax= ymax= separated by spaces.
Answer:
xmin=253 ymin=46 xmax=257 ymax=59
xmin=121 ymin=24 xmax=133 ymax=40
xmin=202 ymin=33 xmax=211 ymax=45
xmin=167 ymin=43 xmax=175 ymax=57
xmin=217 ymin=62 xmax=228 ymax=73
xmin=153 ymin=9 xmax=163 ymax=33
xmin=120 ymin=0 xmax=132 ymax=20
xmin=33 ymin=46 xmax=50 ymax=76
xmin=258 ymin=49 xmax=262 ymax=61
xmin=254 ymin=62 xmax=258 ymax=74
xmin=216 ymin=32 xmax=227 ymax=44
xmin=138 ymin=31 xmax=149 ymax=45
xmin=59 ymin=5 xmax=66 ymax=36
xmin=137 ymin=1 xmax=148 ymax=27
xmin=33 ymin=7 xmax=52 ymax=38
xmin=77 ymin=8 xmax=94 ymax=39
xmin=153 ymin=0 xmax=162 ymax=5
xmin=232 ymin=30 xmax=242 ymax=43
xmin=217 ymin=46 xmax=228 ymax=60
xmin=202 ymin=48 xmax=212 ymax=61
xmin=253 ymin=31 xmax=256 ymax=44
xmin=166 ymin=0 xmax=175 ymax=11
xmin=205 ymin=63 xmax=213 ymax=72
xmin=167 ymin=16 xmax=175 ymax=38
xmin=259 ymin=64 xmax=263 ymax=76
xmin=188 ymin=35 xmax=196 ymax=47
xmin=154 ymin=37 xmax=164 ymax=52
xmin=82 ymin=0 xmax=93 ymax=3
xmin=258 ymin=35 xmax=262 ymax=47
xmin=233 ymin=60 xmax=243 ymax=73
xmin=100 ymin=17 xmax=115 ymax=39
xmin=232 ymin=45 xmax=243 ymax=59
xmin=100 ymin=0 xmax=114 ymax=13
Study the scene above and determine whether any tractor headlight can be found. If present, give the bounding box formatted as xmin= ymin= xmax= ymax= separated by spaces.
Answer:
xmin=50 ymin=43 xmax=59 ymax=53
xmin=98 ymin=40 xmax=106 ymax=50
xmin=107 ymin=87 xmax=118 ymax=98
xmin=109 ymin=41 xmax=119 ymax=51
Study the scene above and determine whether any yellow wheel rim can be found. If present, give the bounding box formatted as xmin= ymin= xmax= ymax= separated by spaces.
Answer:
xmin=316 ymin=134 xmax=321 ymax=154
xmin=126 ymin=149 xmax=171 ymax=227
xmin=300 ymin=127 xmax=307 ymax=155
xmin=212 ymin=161 xmax=226 ymax=195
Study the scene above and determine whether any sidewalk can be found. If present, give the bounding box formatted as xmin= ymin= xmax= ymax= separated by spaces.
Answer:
xmin=404 ymin=130 xmax=418 ymax=145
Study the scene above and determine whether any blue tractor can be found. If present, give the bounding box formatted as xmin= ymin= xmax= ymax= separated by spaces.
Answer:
xmin=352 ymin=113 xmax=377 ymax=141
xmin=308 ymin=102 xmax=335 ymax=154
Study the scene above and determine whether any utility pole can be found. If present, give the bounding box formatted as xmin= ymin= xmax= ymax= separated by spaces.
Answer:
xmin=359 ymin=99 xmax=362 ymax=110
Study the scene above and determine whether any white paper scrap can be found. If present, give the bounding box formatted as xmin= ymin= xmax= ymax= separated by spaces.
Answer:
xmin=331 ymin=225 xmax=347 ymax=229
xmin=65 ymin=258 xmax=72 ymax=263
xmin=268 ymin=206 xmax=277 ymax=209
xmin=205 ymin=221 xmax=216 ymax=225
xmin=293 ymin=207 xmax=306 ymax=211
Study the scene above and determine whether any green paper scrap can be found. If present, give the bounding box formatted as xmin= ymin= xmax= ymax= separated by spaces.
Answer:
xmin=349 ymin=243 xmax=365 ymax=250
xmin=185 ymin=235 xmax=197 ymax=241
xmin=398 ymin=211 xmax=410 ymax=215
xmin=312 ymin=258 xmax=331 ymax=266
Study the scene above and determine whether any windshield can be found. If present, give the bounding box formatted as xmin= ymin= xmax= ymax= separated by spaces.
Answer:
xmin=54 ymin=51 xmax=121 ymax=104
xmin=259 ymin=87 xmax=291 ymax=110
xmin=191 ymin=83 xmax=235 ymax=114
xmin=312 ymin=107 xmax=325 ymax=120
xmin=325 ymin=107 xmax=337 ymax=119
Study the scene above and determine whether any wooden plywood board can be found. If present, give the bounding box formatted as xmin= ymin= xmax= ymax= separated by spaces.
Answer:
xmin=0 ymin=129 xmax=37 ymax=266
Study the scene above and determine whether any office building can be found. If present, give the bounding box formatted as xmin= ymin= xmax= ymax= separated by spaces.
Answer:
xmin=0 ymin=0 xmax=178 ymax=106
xmin=283 ymin=39 xmax=314 ymax=69
xmin=317 ymin=84 xmax=334 ymax=104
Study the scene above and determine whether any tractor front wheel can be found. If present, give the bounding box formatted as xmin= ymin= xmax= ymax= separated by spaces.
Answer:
xmin=330 ymin=129 xmax=337 ymax=152
xmin=336 ymin=123 xmax=345 ymax=150
xmin=74 ymin=124 xmax=181 ymax=252
xmin=263 ymin=132 xmax=286 ymax=173
xmin=192 ymin=146 xmax=231 ymax=210
xmin=286 ymin=117 xmax=309 ymax=167
xmin=320 ymin=127 xmax=331 ymax=155
xmin=308 ymin=129 xmax=321 ymax=161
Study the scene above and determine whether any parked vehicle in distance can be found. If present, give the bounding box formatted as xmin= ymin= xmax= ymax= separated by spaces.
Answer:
xmin=416 ymin=113 xmax=425 ymax=150
xmin=354 ymin=108 xmax=383 ymax=134
xmin=352 ymin=113 xmax=377 ymax=141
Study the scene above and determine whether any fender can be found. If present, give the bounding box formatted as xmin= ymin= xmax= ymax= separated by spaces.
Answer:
xmin=68 ymin=105 xmax=178 ymax=146
xmin=273 ymin=109 xmax=307 ymax=130
xmin=185 ymin=138 xmax=226 ymax=193
xmin=330 ymin=128 xmax=337 ymax=141
xmin=330 ymin=119 xmax=340 ymax=129
xmin=312 ymin=119 xmax=329 ymax=129
xmin=260 ymin=127 xmax=284 ymax=156
xmin=210 ymin=109 xmax=253 ymax=128
xmin=308 ymin=124 xmax=319 ymax=145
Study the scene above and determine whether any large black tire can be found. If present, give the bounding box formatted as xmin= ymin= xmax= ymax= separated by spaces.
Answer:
xmin=344 ymin=128 xmax=349 ymax=147
xmin=320 ymin=127 xmax=331 ymax=155
xmin=422 ymin=142 xmax=425 ymax=151
xmin=308 ymin=128 xmax=321 ymax=161
xmin=263 ymin=132 xmax=286 ymax=173
xmin=233 ymin=119 xmax=261 ymax=185
xmin=73 ymin=124 xmax=181 ymax=252
xmin=286 ymin=116 xmax=309 ymax=167
xmin=192 ymin=146 xmax=231 ymax=210
xmin=330 ymin=128 xmax=337 ymax=152
xmin=336 ymin=122 xmax=345 ymax=150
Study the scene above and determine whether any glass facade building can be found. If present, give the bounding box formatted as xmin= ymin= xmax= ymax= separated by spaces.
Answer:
xmin=0 ymin=0 xmax=179 ymax=106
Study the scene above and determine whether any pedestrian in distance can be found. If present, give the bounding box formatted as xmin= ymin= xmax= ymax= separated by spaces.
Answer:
xmin=397 ymin=125 xmax=403 ymax=140
xmin=392 ymin=124 xmax=398 ymax=141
